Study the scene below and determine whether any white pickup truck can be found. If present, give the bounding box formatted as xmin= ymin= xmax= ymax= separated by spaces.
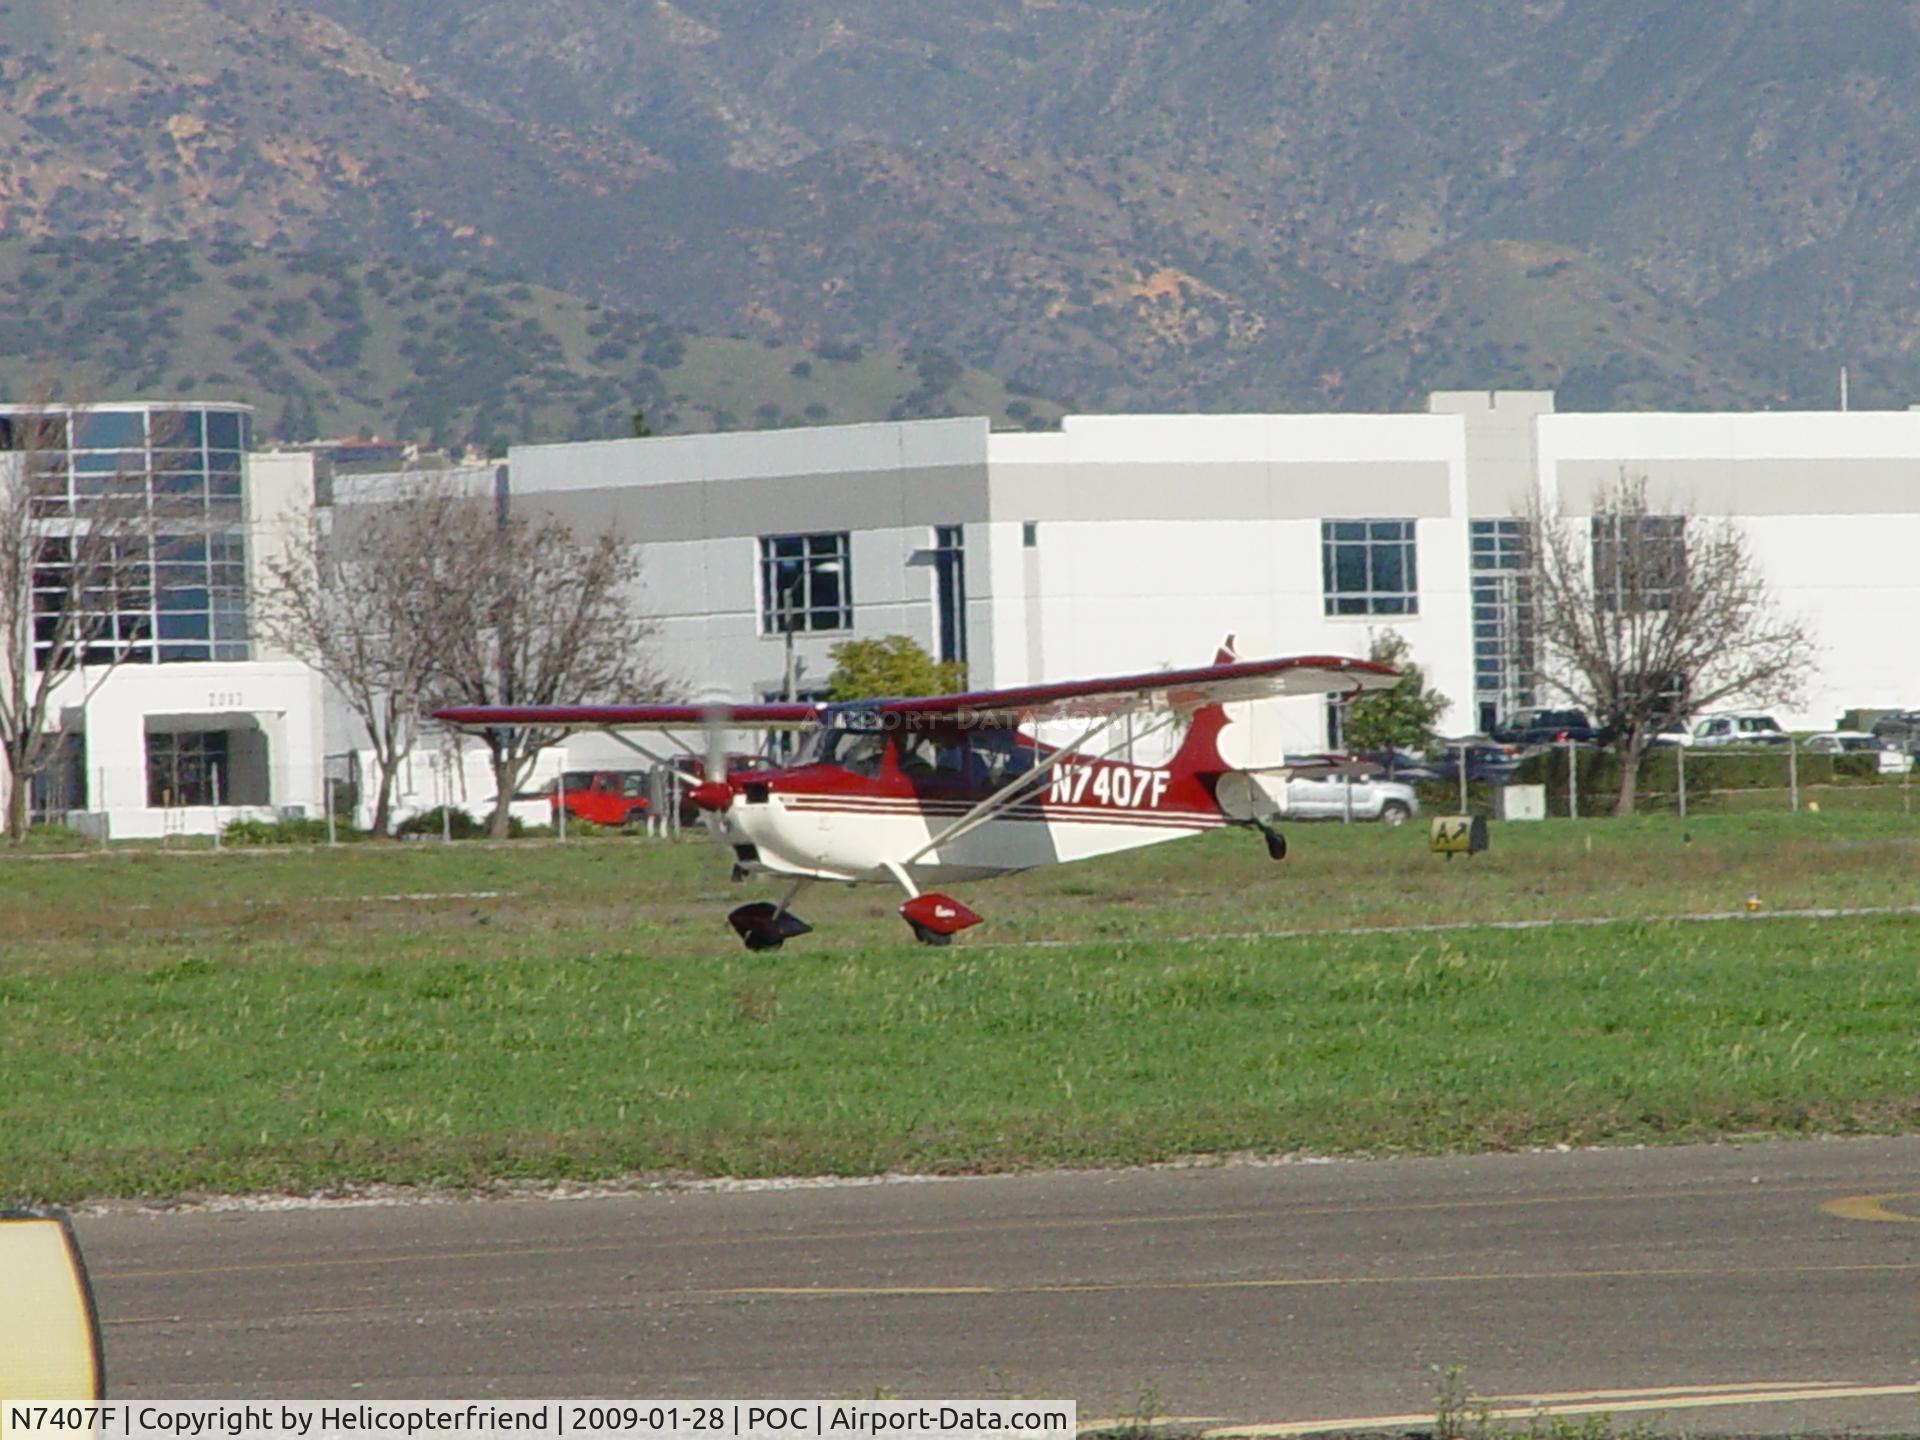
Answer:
xmin=1278 ymin=772 xmax=1420 ymax=825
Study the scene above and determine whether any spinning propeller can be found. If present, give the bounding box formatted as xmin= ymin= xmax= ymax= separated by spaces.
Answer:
xmin=686 ymin=702 xmax=735 ymax=816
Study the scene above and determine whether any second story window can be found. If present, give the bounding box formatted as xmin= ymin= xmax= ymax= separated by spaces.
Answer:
xmin=1592 ymin=514 xmax=1685 ymax=612
xmin=1322 ymin=519 xmax=1417 ymax=616
xmin=760 ymin=532 xmax=852 ymax=633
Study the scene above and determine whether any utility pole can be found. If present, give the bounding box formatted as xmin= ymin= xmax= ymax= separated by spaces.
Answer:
xmin=778 ymin=556 xmax=841 ymax=703
xmin=781 ymin=575 xmax=801 ymax=704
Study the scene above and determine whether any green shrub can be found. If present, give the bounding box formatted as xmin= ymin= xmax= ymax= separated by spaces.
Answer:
xmin=220 ymin=817 xmax=353 ymax=846
xmin=394 ymin=807 xmax=526 ymax=839
xmin=19 ymin=824 xmax=93 ymax=852
xmin=1507 ymin=745 xmax=1890 ymax=814
xmin=395 ymin=806 xmax=485 ymax=839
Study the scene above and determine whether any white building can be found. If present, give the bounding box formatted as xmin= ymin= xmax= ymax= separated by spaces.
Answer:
xmin=499 ymin=389 xmax=1920 ymax=763
xmin=1536 ymin=404 xmax=1920 ymax=727
xmin=2 ymin=402 xmax=325 ymax=839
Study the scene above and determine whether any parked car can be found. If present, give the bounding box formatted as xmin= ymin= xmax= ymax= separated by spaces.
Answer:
xmin=1690 ymin=713 xmax=1790 ymax=747
xmin=1358 ymin=747 xmax=1447 ymax=783
xmin=1278 ymin=771 xmax=1419 ymax=825
xmin=1428 ymin=737 xmax=1524 ymax=783
xmin=1803 ymin=730 xmax=1884 ymax=755
xmin=1489 ymin=708 xmax=1598 ymax=746
xmin=1869 ymin=711 xmax=1920 ymax=757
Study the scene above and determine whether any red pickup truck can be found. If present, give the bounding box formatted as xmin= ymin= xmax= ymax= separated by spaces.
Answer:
xmin=552 ymin=770 xmax=652 ymax=828
xmin=550 ymin=756 xmax=779 ymax=829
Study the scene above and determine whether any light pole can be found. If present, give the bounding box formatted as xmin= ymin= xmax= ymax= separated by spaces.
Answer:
xmin=779 ymin=557 xmax=840 ymax=703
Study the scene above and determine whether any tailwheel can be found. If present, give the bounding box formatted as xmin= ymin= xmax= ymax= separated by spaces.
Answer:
xmin=727 ymin=901 xmax=813 ymax=952
xmin=898 ymin=892 xmax=983 ymax=946
xmin=1257 ymin=821 xmax=1288 ymax=861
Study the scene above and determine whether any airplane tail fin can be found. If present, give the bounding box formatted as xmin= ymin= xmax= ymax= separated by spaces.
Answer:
xmin=1167 ymin=636 xmax=1238 ymax=778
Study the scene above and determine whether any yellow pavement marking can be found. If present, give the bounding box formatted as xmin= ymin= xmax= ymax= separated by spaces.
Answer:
xmin=92 ymin=1175 xmax=1869 ymax=1284
xmin=1198 ymin=1382 xmax=1920 ymax=1437
xmin=1822 ymin=1191 xmax=1920 ymax=1223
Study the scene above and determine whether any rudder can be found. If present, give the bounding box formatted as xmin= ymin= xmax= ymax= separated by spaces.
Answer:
xmin=1167 ymin=637 xmax=1238 ymax=778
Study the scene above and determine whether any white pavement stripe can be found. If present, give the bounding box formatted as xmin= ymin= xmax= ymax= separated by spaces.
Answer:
xmin=990 ymin=903 xmax=1920 ymax=952
xmin=1196 ymin=1382 xmax=1920 ymax=1437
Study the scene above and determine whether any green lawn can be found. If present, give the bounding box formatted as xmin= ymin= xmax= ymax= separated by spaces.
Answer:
xmin=2 ymin=812 xmax=1917 ymax=1200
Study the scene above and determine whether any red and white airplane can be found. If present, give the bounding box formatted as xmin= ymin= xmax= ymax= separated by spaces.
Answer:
xmin=436 ymin=643 xmax=1396 ymax=950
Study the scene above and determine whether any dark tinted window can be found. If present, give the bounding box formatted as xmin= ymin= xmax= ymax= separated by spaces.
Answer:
xmin=153 ymin=409 xmax=204 ymax=447
xmin=0 ymin=414 xmax=68 ymax=449
xmin=205 ymin=411 xmax=244 ymax=450
xmin=74 ymin=412 xmax=146 ymax=449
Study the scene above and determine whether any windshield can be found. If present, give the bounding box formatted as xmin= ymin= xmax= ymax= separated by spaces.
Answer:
xmin=811 ymin=728 xmax=887 ymax=777
xmin=896 ymin=728 xmax=1041 ymax=786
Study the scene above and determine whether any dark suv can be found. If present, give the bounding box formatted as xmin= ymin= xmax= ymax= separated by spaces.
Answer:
xmin=1490 ymin=708 xmax=1598 ymax=746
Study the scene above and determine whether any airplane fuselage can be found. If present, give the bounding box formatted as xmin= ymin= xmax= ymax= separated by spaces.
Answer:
xmin=710 ymin=744 xmax=1226 ymax=886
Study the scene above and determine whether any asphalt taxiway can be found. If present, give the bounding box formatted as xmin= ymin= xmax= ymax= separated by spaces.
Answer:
xmin=77 ymin=1136 xmax=1920 ymax=1432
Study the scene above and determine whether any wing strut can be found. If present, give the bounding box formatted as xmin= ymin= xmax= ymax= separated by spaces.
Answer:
xmin=599 ymin=727 xmax=726 ymax=788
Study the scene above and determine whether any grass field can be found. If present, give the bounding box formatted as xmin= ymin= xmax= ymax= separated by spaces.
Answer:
xmin=2 ymin=812 xmax=1917 ymax=1201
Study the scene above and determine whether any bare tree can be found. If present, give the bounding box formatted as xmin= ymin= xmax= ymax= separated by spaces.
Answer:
xmin=1529 ymin=472 xmax=1816 ymax=815
xmin=0 ymin=400 xmax=187 ymax=843
xmin=257 ymin=480 xmax=459 ymax=836
xmin=419 ymin=500 xmax=671 ymax=837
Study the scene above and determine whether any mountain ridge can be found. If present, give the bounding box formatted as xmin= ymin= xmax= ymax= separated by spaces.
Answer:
xmin=5 ymin=0 xmax=1918 ymax=415
xmin=0 ymin=233 xmax=1058 ymax=446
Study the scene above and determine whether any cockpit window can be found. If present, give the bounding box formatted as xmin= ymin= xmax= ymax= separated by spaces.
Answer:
xmin=897 ymin=733 xmax=970 ymax=780
xmin=971 ymin=727 xmax=1040 ymax=785
xmin=812 ymin=728 xmax=887 ymax=776
xmin=802 ymin=722 xmax=1042 ymax=786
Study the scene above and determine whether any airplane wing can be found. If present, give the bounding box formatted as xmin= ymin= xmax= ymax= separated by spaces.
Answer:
xmin=433 ymin=702 xmax=823 ymax=731
xmin=872 ymin=653 xmax=1398 ymax=726
xmin=433 ymin=655 xmax=1397 ymax=733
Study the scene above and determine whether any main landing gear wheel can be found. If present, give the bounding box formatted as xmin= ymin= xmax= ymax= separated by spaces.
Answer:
xmin=898 ymin=892 xmax=983 ymax=946
xmin=727 ymin=901 xmax=812 ymax=952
